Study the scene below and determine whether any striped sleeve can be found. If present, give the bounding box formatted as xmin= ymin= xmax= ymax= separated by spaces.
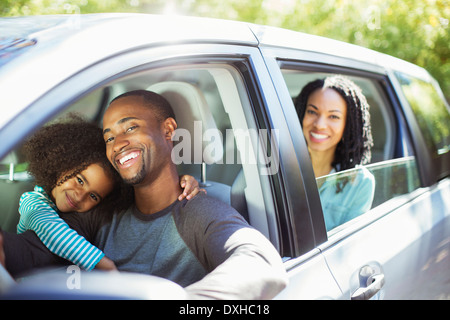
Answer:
xmin=17 ymin=188 xmax=105 ymax=271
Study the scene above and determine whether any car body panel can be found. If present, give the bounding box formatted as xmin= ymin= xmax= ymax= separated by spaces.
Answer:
xmin=275 ymin=249 xmax=342 ymax=300
xmin=321 ymin=179 xmax=450 ymax=299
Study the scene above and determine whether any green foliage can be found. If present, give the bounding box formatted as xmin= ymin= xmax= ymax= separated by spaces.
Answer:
xmin=0 ymin=0 xmax=133 ymax=16
xmin=398 ymin=73 xmax=450 ymax=153
xmin=1 ymin=0 xmax=449 ymax=101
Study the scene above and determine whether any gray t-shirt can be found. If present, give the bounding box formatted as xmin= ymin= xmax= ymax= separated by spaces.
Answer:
xmin=95 ymin=199 xmax=206 ymax=287
xmin=95 ymin=193 xmax=287 ymax=299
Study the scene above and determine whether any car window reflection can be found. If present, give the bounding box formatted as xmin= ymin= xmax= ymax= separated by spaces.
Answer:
xmin=317 ymin=166 xmax=375 ymax=231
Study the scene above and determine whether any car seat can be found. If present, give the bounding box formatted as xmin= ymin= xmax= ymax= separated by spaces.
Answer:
xmin=230 ymin=169 xmax=249 ymax=222
xmin=148 ymin=81 xmax=231 ymax=205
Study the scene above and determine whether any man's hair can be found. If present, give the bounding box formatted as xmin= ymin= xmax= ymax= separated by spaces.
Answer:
xmin=110 ymin=90 xmax=176 ymax=123
xmin=294 ymin=75 xmax=373 ymax=171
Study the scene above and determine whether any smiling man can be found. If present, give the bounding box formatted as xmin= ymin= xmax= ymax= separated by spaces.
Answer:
xmin=102 ymin=92 xmax=181 ymax=214
xmin=96 ymin=90 xmax=288 ymax=299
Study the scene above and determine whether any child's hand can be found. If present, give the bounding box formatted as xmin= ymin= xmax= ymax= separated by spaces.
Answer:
xmin=95 ymin=256 xmax=118 ymax=272
xmin=178 ymin=175 xmax=206 ymax=201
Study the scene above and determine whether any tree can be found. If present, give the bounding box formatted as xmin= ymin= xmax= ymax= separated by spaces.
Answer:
xmin=191 ymin=0 xmax=450 ymax=101
xmin=0 ymin=0 xmax=132 ymax=16
xmin=1 ymin=0 xmax=449 ymax=101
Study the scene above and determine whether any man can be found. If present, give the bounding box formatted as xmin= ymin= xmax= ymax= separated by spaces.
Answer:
xmin=1 ymin=90 xmax=287 ymax=299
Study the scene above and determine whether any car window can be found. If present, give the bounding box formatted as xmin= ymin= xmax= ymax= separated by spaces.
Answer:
xmin=97 ymin=63 xmax=277 ymax=243
xmin=395 ymin=72 xmax=450 ymax=157
xmin=280 ymin=69 xmax=421 ymax=233
xmin=282 ymin=70 xmax=394 ymax=163
xmin=62 ymin=89 xmax=107 ymax=122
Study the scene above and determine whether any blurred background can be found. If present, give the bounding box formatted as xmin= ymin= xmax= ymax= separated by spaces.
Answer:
xmin=1 ymin=0 xmax=449 ymax=102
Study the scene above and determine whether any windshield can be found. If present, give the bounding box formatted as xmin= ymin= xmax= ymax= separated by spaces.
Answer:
xmin=0 ymin=15 xmax=62 ymax=66
xmin=0 ymin=14 xmax=133 ymax=67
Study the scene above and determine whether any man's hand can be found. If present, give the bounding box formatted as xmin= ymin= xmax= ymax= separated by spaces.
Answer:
xmin=95 ymin=256 xmax=118 ymax=272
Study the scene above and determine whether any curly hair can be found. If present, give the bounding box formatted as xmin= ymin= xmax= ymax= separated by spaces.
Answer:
xmin=23 ymin=114 xmax=132 ymax=213
xmin=294 ymin=75 xmax=373 ymax=171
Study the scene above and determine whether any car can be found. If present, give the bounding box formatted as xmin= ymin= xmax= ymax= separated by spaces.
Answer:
xmin=0 ymin=13 xmax=449 ymax=300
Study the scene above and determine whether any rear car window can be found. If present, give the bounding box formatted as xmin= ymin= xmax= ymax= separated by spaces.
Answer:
xmin=395 ymin=72 xmax=450 ymax=157
xmin=280 ymin=68 xmax=421 ymax=233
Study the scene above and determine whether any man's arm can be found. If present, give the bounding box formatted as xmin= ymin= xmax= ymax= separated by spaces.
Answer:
xmin=176 ymin=195 xmax=288 ymax=299
xmin=185 ymin=227 xmax=288 ymax=300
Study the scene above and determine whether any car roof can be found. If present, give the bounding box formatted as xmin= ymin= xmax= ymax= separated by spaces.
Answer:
xmin=251 ymin=24 xmax=431 ymax=79
xmin=0 ymin=13 xmax=432 ymax=129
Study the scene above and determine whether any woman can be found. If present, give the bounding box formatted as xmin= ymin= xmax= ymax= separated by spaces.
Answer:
xmin=295 ymin=75 xmax=375 ymax=231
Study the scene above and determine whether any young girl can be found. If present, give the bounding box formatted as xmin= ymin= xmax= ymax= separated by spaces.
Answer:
xmin=17 ymin=114 xmax=201 ymax=271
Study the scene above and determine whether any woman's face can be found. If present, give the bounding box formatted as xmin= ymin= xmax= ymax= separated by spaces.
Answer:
xmin=302 ymin=87 xmax=347 ymax=155
xmin=51 ymin=163 xmax=114 ymax=213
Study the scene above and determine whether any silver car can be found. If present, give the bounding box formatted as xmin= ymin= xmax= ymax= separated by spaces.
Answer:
xmin=0 ymin=14 xmax=449 ymax=300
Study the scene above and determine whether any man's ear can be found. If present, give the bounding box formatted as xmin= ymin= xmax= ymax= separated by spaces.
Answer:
xmin=163 ymin=117 xmax=177 ymax=140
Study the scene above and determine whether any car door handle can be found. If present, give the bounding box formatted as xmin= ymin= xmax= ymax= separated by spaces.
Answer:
xmin=351 ymin=273 xmax=385 ymax=300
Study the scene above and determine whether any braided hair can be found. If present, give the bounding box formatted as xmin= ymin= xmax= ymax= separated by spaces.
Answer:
xmin=294 ymin=75 xmax=373 ymax=171
xmin=23 ymin=113 xmax=132 ymax=213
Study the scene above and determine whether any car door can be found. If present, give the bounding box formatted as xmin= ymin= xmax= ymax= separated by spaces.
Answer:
xmin=259 ymin=33 xmax=450 ymax=299
xmin=319 ymin=70 xmax=450 ymax=299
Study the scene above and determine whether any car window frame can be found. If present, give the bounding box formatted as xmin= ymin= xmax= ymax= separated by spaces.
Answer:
xmin=258 ymin=45 xmax=429 ymax=248
xmin=240 ymin=58 xmax=325 ymax=258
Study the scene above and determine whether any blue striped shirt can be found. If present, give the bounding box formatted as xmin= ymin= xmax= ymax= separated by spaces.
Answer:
xmin=17 ymin=186 xmax=105 ymax=271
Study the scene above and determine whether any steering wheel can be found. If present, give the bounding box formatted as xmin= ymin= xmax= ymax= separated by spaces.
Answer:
xmin=0 ymin=232 xmax=185 ymax=299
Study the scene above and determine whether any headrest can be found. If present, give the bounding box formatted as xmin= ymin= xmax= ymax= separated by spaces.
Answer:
xmin=0 ymin=149 xmax=26 ymax=165
xmin=148 ymin=81 xmax=223 ymax=164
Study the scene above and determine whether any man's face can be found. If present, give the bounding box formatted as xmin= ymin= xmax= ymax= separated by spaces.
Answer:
xmin=102 ymin=96 xmax=172 ymax=186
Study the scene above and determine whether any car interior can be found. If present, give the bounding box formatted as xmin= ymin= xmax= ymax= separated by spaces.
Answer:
xmin=281 ymin=70 xmax=421 ymax=224
xmin=0 ymin=65 xmax=422 ymax=245
xmin=0 ymin=63 xmax=279 ymax=250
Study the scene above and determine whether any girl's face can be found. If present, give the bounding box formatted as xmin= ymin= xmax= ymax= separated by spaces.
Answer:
xmin=51 ymin=163 xmax=114 ymax=213
xmin=302 ymin=88 xmax=347 ymax=155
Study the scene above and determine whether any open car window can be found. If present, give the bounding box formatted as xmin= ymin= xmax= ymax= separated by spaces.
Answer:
xmin=280 ymin=69 xmax=421 ymax=234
